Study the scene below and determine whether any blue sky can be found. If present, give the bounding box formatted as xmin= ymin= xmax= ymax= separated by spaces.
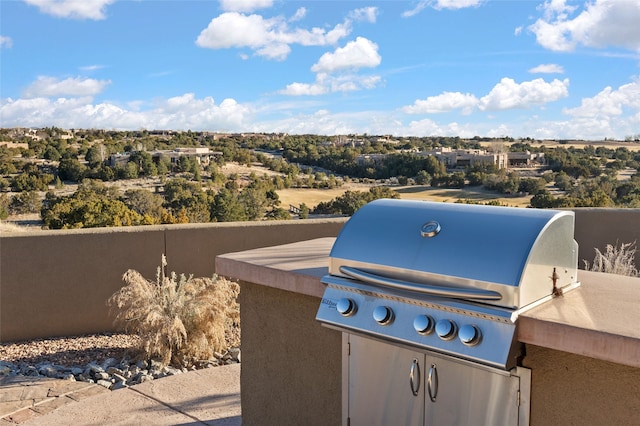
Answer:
xmin=1 ymin=0 xmax=639 ymax=140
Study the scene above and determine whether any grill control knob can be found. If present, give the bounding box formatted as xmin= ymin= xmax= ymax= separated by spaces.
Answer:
xmin=336 ymin=298 xmax=356 ymax=317
xmin=413 ymin=315 xmax=435 ymax=334
xmin=459 ymin=324 xmax=481 ymax=346
xmin=373 ymin=306 xmax=394 ymax=325
xmin=435 ymin=319 xmax=457 ymax=340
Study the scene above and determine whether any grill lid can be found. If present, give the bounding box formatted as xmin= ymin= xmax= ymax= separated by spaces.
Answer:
xmin=329 ymin=199 xmax=578 ymax=309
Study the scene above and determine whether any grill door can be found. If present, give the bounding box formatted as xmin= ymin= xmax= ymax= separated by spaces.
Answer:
xmin=424 ymin=353 xmax=520 ymax=426
xmin=346 ymin=334 xmax=527 ymax=426
xmin=348 ymin=334 xmax=424 ymax=426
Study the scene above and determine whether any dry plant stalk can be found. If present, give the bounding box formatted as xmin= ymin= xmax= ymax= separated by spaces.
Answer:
xmin=583 ymin=241 xmax=638 ymax=277
xmin=107 ymin=255 xmax=240 ymax=367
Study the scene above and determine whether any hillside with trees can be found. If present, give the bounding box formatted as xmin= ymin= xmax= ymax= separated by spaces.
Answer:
xmin=1 ymin=128 xmax=639 ymax=229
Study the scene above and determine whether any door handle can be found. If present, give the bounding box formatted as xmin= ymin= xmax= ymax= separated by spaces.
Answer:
xmin=409 ymin=358 xmax=420 ymax=396
xmin=428 ymin=363 xmax=438 ymax=402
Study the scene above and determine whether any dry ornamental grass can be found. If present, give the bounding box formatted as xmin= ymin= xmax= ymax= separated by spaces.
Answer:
xmin=584 ymin=241 xmax=638 ymax=277
xmin=107 ymin=255 xmax=240 ymax=368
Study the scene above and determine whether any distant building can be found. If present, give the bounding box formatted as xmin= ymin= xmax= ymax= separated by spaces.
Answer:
xmin=354 ymin=148 xmax=544 ymax=170
xmin=419 ymin=148 xmax=543 ymax=169
xmin=108 ymin=147 xmax=222 ymax=168
xmin=355 ymin=153 xmax=388 ymax=166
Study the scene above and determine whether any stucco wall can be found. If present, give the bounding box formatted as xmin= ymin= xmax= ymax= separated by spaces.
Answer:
xmin=572 ymin=208 xmax=640 ymax=268
xmin=239 ymin=281 xmax=342 ymax=426
xmin=0 ymin=219 xmax=346 ymax=342
xmin=523 ymin=344 xmax=640 ymax=425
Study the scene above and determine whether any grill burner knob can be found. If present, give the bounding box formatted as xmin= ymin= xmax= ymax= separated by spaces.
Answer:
xmin=459 ymin=324 xmax=481 ymax=346
xmin=336 ymin=298 xmax=356 ymax=316
xmin=373 ymin=306 xmax=394 ymax=325
xmin=413 ymin=315 xmax=435 ymax=334
xmin=435 ymin=319 xmax=457 ymax=340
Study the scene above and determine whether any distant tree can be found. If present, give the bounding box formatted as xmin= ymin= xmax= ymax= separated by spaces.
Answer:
xmin=41 ymin=180 xmax=143 ymax=229
xmin=313 ymin=187 xmax=399 ymax=216
xmin=10 ymin=191 xmax=40 ymax=214
xmin=415 ymin=170 xmax=431 ymax=185
xmin=211 ymin=187 xmax=247 ymax=222
xmin=163 ymin=178 xmax=210 ymax=223
xmin=85 ymin=145 xmax=106 ymax=167
xmin=518 ymin=178 xmax=546 ymax=195
xmin=299 ymin=203 xmax=309 ymax=219
xmin=530 ymin=190 xmax=561 ymax=209
xmin=0 ymin=194 xmax=10 ymax=219
xmin=58 ymin=158 xmax=88 ymax=182
xmin=124 ymin=189 xmax=165 ymax=224
xmin=43 ymin=145 xmax=61 ymax=161
xmin=129 ymin=151 xmax=157 ymax=176
xmin=267 ymin=207 xmax=291 ymax=220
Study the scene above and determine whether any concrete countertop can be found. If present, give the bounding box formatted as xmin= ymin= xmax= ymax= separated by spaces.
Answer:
xmin=216 ymin=237 xmax=640 ymax=369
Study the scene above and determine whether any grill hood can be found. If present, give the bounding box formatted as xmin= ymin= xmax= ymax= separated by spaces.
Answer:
xmin=329 ymin=199 xmax=578 ymax=310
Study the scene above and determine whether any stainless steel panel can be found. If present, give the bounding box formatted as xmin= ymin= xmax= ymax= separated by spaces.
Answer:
xmin=317 ymin=277 xmax=522 ymax=370
xmin=347 ymin=334 xmax=425 ymax=426
xmin=424 ymin=352 xmax=520 ymax=426
xmin=329 ymin=199 xmax=578 ymax=309
xmin=346 ymin=335 xmax=529 ymax=426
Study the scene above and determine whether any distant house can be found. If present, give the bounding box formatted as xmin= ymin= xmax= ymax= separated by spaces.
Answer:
xmin=418 ymin=148 xmax=543 ymax=169
xmin=108 ymin=147 xmax=222 ymax=168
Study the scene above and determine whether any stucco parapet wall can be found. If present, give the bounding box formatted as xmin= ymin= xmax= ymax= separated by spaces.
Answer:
xmin=0 ymin=218 xmax=347 ymax=342
xmin=216 ymin=238 xmax=640 ymax=369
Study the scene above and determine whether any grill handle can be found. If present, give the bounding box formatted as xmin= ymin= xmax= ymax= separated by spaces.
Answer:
xmin=339 ymin=266 xmax=503 ymax=301
xmin=409 ymin=358 xmax=420 ymax=396
xmin=428 ymin=364 xmax=438 ymax=402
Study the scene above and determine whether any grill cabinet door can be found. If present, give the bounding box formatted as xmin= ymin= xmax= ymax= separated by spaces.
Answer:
xmin=348 ymin=335 xmax=424 ymax=426
xmin=424 ymin=352 xmax=520 ymax=426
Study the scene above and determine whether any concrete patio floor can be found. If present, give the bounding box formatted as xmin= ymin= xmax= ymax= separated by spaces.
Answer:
xmin=0 ymin=363 xmax=240 ymax=425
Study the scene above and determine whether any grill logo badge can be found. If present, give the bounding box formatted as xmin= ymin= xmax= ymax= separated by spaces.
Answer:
xmin=321 ymin=298 xmax=337 ymax=309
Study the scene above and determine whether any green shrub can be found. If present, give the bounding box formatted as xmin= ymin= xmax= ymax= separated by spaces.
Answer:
xmin=107 ymin=255 xmax=240 ymax=367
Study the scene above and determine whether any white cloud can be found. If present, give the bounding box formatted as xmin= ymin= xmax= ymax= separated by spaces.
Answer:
xmin=280 ymin=82 xmax=328 ymax=96
xmin=563 ymin=79 xmax=640 ymax=118
xmin=348 ymin=7 xmax=378 ymax=23
xmin=402 ymin=1 xmax=429 ymax=18
xmin=402 ymin=0 xmax=483 ymax=17
xmin=23 ymin=76 xmax=111 ymax=97
xmin=80 ymin=64 xmax=105 ymax=72
xmin=0 ymin=36 xmax=13 ymax=48
xmin=431 ymin=0 xmax=484 ymax=10
xmin=218 ymin=0 xmax=273 ymax=13
xmin=289 ymin=7 xmax=306 ymax=22
xmin=281 ymin=37 xmax=382 ymax=96
xmin=403 ymin=92 xmax=479 ymax=114
xmin=529 ymin=63 xmax=564 ymax=74
xmin=479 ymin=77 xmax=570 ymax=110
xmin=23 ymin=0 xmax=116 ymax=20
xmin=529 ymin=0 xmax=640 ymax=52
xmin=403 ymin=77 xmax=569 ymax=115
xmin=407 ymin=118 xmax=479 ymax=138
xmin=280 ymin=73 xmax=382 ymax=96
xmin=195 ymin=12 xmax=352 ymax=60
xmin=311 ymin=37 xmax=381 ymax=73
xmin=0 ymin=93 xmax=251 ymax=131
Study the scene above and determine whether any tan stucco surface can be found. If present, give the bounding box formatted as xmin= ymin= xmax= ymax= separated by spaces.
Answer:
xmin=0 ymin=219 xmax=346 ymax=342
xmin=239 ymin=281 xmax=342 ymax=426
xmin=522 ymin=345 xmax=640 ymax=426
xmin=216 ymin=234 xmax=640 ymax=425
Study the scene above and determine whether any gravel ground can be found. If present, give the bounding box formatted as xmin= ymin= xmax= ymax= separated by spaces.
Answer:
xmin=0 ymin=333 xmax=142 ymax=369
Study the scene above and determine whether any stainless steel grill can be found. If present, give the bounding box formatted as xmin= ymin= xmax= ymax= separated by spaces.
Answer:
xmin=316 ymin=199 xmax=580 ymax=425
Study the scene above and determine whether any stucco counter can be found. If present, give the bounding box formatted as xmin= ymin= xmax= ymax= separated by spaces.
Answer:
xmin=216 ymin=237 xmax=640 ymax=426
